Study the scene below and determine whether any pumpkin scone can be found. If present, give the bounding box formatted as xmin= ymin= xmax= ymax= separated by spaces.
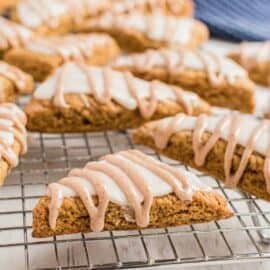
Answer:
xmin=228 ymin=41 xmax=270 ymax=87
xmin=12 ymin=0 xmax=193 ymax=36
xmin=111 ymin=48 xmax=255 ymax=113
xmin=24 ymin=61 xmax=210 ymax=133
xmin=0 ymin=17 xmax=33 ymax=58
xmin=0 ymin=103 xmax=27 ymax=185
xmin=133 ymin=113 xmax=270 ymax=201
xmin=105 ymin=0 xmax=194 ymax=17
xmin=0 ymin=61 xmax=34 ymax=102
xmin=76 ymin=11 xmax=209 ymax=52
xmin=4 ymin=33 xmax=120 ymax=82
xmin=32 ymin=149 xmax=233 ymax=238
xmin=70 ymin=0 xmax=194 ymax=24
xmin=12 ymin=0 xmax=74 ymax=36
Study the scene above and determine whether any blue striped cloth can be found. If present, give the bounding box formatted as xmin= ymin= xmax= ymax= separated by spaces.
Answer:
xmin=194 ymin=0 xmax=270 ymax=41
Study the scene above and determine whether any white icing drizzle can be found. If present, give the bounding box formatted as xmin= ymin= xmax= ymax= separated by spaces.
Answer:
xmin=25 ymin=34 xmax=115 ymax=61
xmin=34 ymin=62 xmax=199 ymax=118
xmin=148 ymin=113 xmax=270 ymax=192
xmin=0 ymin=17 xmax=33 ymax=50
xmin=0 ymin=103 xmax=27 ymax=168
xmin=46 ymin=149 xmax=210 ymax=231
xmin=17 ymin=0 xmax=69 ymax=29
xmin=87 ymin=11 xmax=197 ymax=45
xmin=0 ymin=61 xmax=33 ymax=94
xmin=112 ymin=48 xmax=248 ymax=85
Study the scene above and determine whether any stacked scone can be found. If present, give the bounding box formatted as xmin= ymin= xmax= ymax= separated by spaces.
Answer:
xmin=1 ymin=0 xmax=269 ymax=241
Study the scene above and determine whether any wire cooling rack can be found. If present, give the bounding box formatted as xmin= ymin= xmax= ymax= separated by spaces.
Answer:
xmin=1 ymin=99 xmax=270 ymax=270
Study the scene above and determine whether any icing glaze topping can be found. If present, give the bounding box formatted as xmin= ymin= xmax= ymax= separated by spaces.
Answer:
xmin=16 ymin=0 xmax=192 ymax=30
xmin=112 ymin=48 xmax=248 ymax=85
xmin=47 ymin=149 xmax=210 ymax=231
xmin=34 ymin=62 xmax=198 ymax=118
xmin=0 ymin=17 xmax=33 ymax=50
xmin=239 ymin=41 xmax=270 ymax=64
xmin=106 ymin=0 xmax=191 ymax=16
xmin=149 ymin=113 xmax=270 ymax=192
xmin=25 ymin=34 xmax=114 ymax=61
xmin=88 ymin=11 xmax=197 ymax=44
xmin=238 ymin=41 xmax=270 ymax=85
xmin=17 ymin=0 xmax=69 ymax=29
xmin=0 ymin=103 xmax=27 ymax=168
xmin=0 ymin=61 xmax=33 ymax=94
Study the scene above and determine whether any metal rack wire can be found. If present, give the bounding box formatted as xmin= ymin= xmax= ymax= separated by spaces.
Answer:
xmin=1 ymin=100 xmax=270 ymax=269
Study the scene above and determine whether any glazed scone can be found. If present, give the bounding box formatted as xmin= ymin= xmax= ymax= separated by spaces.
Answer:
xmin=76 ymin=12 xmax=209 ymax=52
xmin=228 ymin=41 xmax=270 ymax=87
xmin=0 ymin=61 xmax=34 ymax=102
xmin=24 ymin=62 xmax=211 ymax=133
xmin=0 ymin=103 xmax=27 ymax=185
xmin=111 ymin=48 xmax=255 ymax=113
xmin=133 ymin=113 xmax=270 ymax=201
xmin=106 ymin=0 xmax=194 ymax=17
xmin=32 ymin=149 xmax=233 ymax=238
xmin=70 ymin=0 xmax=194 ymax=24
xmin=4 ymin=33 xmax=120 ymax=81
xmin=0 ymin=17 xmax=33 ymax=58
xmin=12 ymin=0 xmax=74 ymax=36
xmin=11 ymin=0 xmax=194 ymax=36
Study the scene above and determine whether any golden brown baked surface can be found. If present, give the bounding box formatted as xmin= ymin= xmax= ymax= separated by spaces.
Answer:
xmin=76 ymin=17 xmax=208 ymax=52
xmin=24 ymin=94 xmax=211 ymax=133
xmin=133 ymin=127 xmax=270 ymax=201
xmin=0 ymin=72 xmax=33 ymax=102
xmin=0 ymin=76 xmax=17 ymax=102
xmin=32 ymin=190 xmax=233 ymax=238
xmin=4 ymin=36 xmax=120 ymax=81
xmin=113 ymin=65 xmax=255 ymax=113
xmin=229 ymin=52 xmax=270 ymax=87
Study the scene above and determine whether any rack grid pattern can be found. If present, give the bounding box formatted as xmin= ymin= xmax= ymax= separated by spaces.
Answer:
xmin=1 ymin=102 xmax=270 ymax=269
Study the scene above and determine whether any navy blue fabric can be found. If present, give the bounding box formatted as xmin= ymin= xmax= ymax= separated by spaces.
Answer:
xmin=194 ymin=0 xmax=270 ymax=41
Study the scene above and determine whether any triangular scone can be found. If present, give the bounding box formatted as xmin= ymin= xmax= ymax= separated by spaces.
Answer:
xmin=228 ymin=41 xmax=270 ymax=87
xmin=0 ymin=103 xmax=27 ymax=185
xmin=69 ymin=0 xmax=194 ymax=22
xmin=4 ymin=33 xmax=120 ymax=81
xmin=69 ymin=0 xmax=194 ymax=25
xmin=76 ymin=11 xmax=208 ymax=52
xmin=24 ymin=62 xmax=210 ymax=133
xmin=12 ymin=0 xmax=74 ymax=35
xmin=12 ymin=0 xmax=193 ymax=36
xmin=0 ymin=17 xmax=33 ymax=57
xmin=111 ymin=48 xmax=255 ymax=113
xmin=0 ymin=61 xmax=34 ymax=102
xmin=93 ymin=0 xmax=194 ymax=18
xmin=133 ymin=113 xmax=270 ymax=201
xmin=32 ymin=149 xmax=233 ymax=238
